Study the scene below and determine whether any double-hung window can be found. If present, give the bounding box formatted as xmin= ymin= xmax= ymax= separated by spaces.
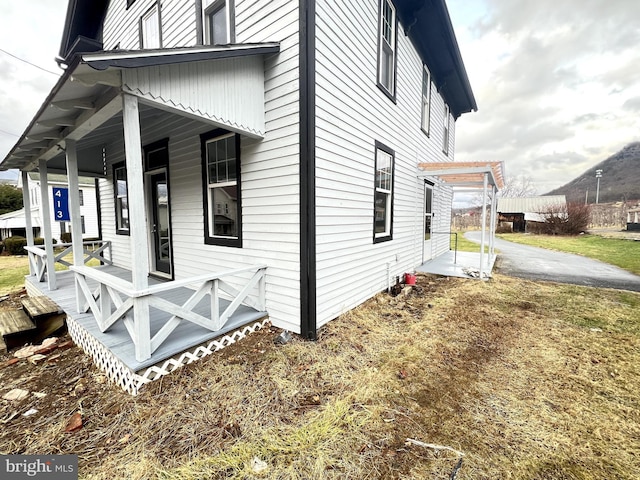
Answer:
xmin=373 ymin=142 xmax=394 ymax=243
xmin=421 ymin=66 xmax=431 ymax=135
xmin=377 ymin=0 xmax=397 ymax=100
xmin=443 ymin=104 xmax=450 ymax=155
xmin=140 ymin=3 xmax=161 ymax=49
xmin=201 ymin=130 xmax=242 ymax=247
xmin=114 ymin=163 xmax=129 ymax=235
xmin=204 ymin=0 xmax=235 ymax=45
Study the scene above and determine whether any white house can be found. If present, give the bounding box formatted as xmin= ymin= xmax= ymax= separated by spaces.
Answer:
xmin=0 ymin=0 xmax=501 ymax=392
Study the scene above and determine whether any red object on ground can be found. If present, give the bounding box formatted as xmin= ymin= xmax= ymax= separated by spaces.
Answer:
xmin=404 ymin=273 xmax=416 ymax=285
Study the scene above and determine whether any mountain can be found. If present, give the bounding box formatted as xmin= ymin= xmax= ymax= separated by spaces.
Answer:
xmin=547 ymin=142 xmax=640 ymax=204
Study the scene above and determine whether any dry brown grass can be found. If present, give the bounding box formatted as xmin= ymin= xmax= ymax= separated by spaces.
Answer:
xmin=1 ymin=274 xmax=639 ymax=479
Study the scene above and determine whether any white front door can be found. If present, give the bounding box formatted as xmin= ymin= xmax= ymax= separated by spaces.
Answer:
xmin=423 ymin=183 xmax=433 ymax=262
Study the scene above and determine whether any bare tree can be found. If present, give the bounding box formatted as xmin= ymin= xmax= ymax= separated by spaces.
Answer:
xmin=498 ymin=175 xmax=537 ymax=198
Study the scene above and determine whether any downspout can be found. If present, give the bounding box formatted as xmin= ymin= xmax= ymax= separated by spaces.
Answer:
xmin=299 ymin=0 xmax=317 ymax=340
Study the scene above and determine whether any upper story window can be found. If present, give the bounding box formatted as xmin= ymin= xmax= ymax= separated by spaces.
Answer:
xmin=204 ymin=0 xmax=235 ymax=45
xmin=79 ymin=189 xmax=84 ymax=206
xmin=373 ymin=141 xmax=394 ymax=243
xmin=421 ymin=66 xmax=431 ymax=135
xmin=140 ymin=3 xmax=161 ymax=49
xmin=443 ymin=104 xmax=450 ymax=155
xmin=201 ymin=129 xmax=242 ymax=247
xmin=114 ymin=163 xmax=129 ymax=235
xmin=377 ymin=0 xmax=397 ymax=101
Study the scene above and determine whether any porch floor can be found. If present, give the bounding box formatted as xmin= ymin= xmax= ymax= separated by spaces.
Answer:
xmin=417 ymin=251 xmax=496 ymax=279
xmin=25 ymin=266 xmax=268 ymax=372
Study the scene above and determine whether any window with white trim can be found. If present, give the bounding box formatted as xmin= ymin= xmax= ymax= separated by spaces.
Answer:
xmin=374 ymin=142 xmax=394 ymax=243
xmin=114 ymin=163 xmax=129 ymax=235
xmin=204 ymin=0 xmax=235 ymax=45
xmin=140 ymin=3 xmax=161 ymax=49
xmin=377 ymin=0 xmax=397 ymax=100
xmin=421 ymin=66 xmax=431 ymax=135
xmin=201 ymin=130 xmax=241 ymax=247
xmin=443 ymin=104 xmax=450 ymax=155
xmin=79 ymin=189 xmax=84 ymax=206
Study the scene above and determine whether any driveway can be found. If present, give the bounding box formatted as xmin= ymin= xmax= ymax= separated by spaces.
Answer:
xmin=465 ymin=231 xmax=640 ymax=292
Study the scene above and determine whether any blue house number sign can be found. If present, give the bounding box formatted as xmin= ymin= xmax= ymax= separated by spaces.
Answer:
xmin=53 ymin=187 xmax=70 ymax=222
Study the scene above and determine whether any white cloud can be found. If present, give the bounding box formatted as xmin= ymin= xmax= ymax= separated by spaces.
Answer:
xmin=448 ymin=0 xmax=640 ymax=194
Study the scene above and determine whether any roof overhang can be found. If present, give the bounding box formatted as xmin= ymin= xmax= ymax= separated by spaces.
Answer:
xmin=395 ymin=0 xmax=477 ymax=118
xmin=417 ymin=161 xmax=505 ymax=190
xmin=0 ymin=43 xmax=280 ymax=175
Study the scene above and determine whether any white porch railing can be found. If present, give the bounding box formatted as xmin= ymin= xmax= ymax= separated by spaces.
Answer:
xmin=24 ymin=241 xmax=113 ymax=283
xmin=71 ymin=265 xmax=267 ymax=362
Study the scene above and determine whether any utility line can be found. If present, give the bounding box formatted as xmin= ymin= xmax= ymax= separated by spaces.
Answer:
xmin=0 ymin=48 xmax=60 ymax=76
xmin=0 ymin=128 xmax=20 ymax=137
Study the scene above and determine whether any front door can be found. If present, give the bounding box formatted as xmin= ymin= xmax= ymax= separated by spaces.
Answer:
xmin=150 ymin=171 xmax=171 ymax=275
xmin=423 ymin=183 xmax=433 ymax=262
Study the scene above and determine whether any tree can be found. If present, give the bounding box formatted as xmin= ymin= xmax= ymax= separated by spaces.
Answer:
xmin=498 ymin=174 xmax=537 ymax=198
xmin=0 ymin=184 xmax=23 ymax=215
xmin=540 ymin=202 xmax=591 ymax=235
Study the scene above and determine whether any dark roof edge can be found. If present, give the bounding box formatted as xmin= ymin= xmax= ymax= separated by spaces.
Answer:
xmin=435 ymin=0 xmax=477 ymax=115
xmin=82 ymin=44 xmax=281 ymax=71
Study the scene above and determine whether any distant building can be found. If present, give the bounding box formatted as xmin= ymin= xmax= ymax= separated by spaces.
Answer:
xmin=497 ymin=196 xmax=567 ymax=233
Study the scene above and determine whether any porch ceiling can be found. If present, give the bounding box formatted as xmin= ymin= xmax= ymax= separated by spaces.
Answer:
xmin=1 ymin=43 xmax=280 ymax=176
xmin=418 ymin=161 xmax=505 ymax=190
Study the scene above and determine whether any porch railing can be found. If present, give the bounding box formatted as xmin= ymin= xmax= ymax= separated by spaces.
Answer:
xmin=71 ymin=264 xmax=267 ymax=362
xmin=24 ymin=240 xmax=113 ymax=283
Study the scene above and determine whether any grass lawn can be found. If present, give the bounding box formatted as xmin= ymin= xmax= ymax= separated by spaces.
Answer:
xmin=2 ymin=273 xmax=639 ymax=479
xmin=0 ymin=255 xmax=29 ymax=295
xmin=498 ymin=233 xmax=640 ymax=275
xmin=451 ymin=230 xmax=490 ymax=253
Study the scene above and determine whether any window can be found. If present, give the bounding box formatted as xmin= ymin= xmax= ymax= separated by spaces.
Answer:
xmin=79 ymin=189 xmax=84 ymax=206
xmin=114 ymin=163 xmax=129 ymax=235
xmin=443 ymin=104 xmax=450 ymax=155
xmin=421 ymin=66 xmax=431 ymax=135
xmin=81 ymin=216 xmax=86 ymax=235
xmin=377 ymin=0 xmax=397 ymax=100
xmin=201 ymin=129 xmax=241 ymax=247
xmin=373 ymin=142 xmax=394 ymax=243
xmin=140 ymin=3 xmax=161 ymax=49
xmin=204 ymin=0 xmax=235 ymax=45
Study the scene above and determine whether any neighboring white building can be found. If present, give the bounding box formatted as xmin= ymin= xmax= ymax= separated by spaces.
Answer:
xmin=2 ymin=173 xmax=100 ymax=242
xmin=1 ymin=0 xmax=481 ymax=339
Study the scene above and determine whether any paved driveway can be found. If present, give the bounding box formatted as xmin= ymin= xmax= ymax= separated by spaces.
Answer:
xmin=465 ymin=231 xmax=640 ymax=292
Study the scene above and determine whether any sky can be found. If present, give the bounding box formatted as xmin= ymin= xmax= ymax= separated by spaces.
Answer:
xmin=0 ymin=0 xmax=639 ymax=201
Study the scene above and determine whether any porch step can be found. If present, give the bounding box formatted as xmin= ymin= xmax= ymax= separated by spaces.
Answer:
xmin=0 ymin=297 xmax=67 ymax=353
xmin=0 ymin=310 xmax=36 ymax=352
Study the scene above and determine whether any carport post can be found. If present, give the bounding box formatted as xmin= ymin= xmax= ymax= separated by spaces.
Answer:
xmin=479 ymin=173 xmax=488 ymax=278
xmin=38 ymin=159 xmax=57 ymax=291
xmin=489 ymin=185 xmax=497 ymax=256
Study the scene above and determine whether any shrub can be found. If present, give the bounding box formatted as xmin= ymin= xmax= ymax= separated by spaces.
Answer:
xmin=60 ymin=232 xmax=72 ymax=243
xmin=540 ymin=202 xmax=591 ymax=235
xmin=0 ymin=241 xmax=4 ymax=254
xmin=5 ymin=236 xmax=27 ymax=255
xmin=495 ymin=224 xmax=513 ymax=234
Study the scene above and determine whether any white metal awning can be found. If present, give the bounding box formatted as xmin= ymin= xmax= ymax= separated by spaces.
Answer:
xmin=417 ymin=161 xmax=505 ymax=189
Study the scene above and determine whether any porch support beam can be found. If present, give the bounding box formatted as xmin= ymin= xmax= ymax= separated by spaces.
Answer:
xmin=21 ymin=170 xmax=35 ymax=276
xmin=38 ymin=159 xmax=57 ymax=290
xmin=489 ymin=186 xmax=497 ymax=257
xmin=122 ymin=93 xmax=151 ymax=361
xmin=66 ymin=139 xmax=85 ymax=312
xmin=479 ymin=173 xmax=488 ymax=279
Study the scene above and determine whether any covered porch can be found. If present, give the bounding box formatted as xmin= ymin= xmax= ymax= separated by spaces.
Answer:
xmin=417 ymin=161 xmax=504 ymax=280
xmin=1 ymin=44 xmax=279 ymax=394
xmin=25 ymin=265 xmax=267 ymax=395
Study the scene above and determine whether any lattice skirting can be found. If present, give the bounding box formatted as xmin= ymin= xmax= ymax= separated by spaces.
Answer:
xmin=66 ymin=316 xmax=270 ymax=396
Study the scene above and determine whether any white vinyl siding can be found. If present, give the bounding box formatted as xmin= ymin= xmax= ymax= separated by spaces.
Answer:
xmin=315 ymin=0 xmax=457 ymax=328
xmin=99 ymin=0 xmax=302 ymax=333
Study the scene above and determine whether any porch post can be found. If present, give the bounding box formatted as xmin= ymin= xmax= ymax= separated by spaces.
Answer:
xmin=479 ymin=173 xmax=488 ymax=278
xmin=122 ymin=93 xmax=151 ymax=361
xmin=21 ymin=170 xmax=35 ymax=276
xmin=38 ymin=159 xmax=57 ymax=290
xmin=66 ymin=139 xmax=85 ymax=311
